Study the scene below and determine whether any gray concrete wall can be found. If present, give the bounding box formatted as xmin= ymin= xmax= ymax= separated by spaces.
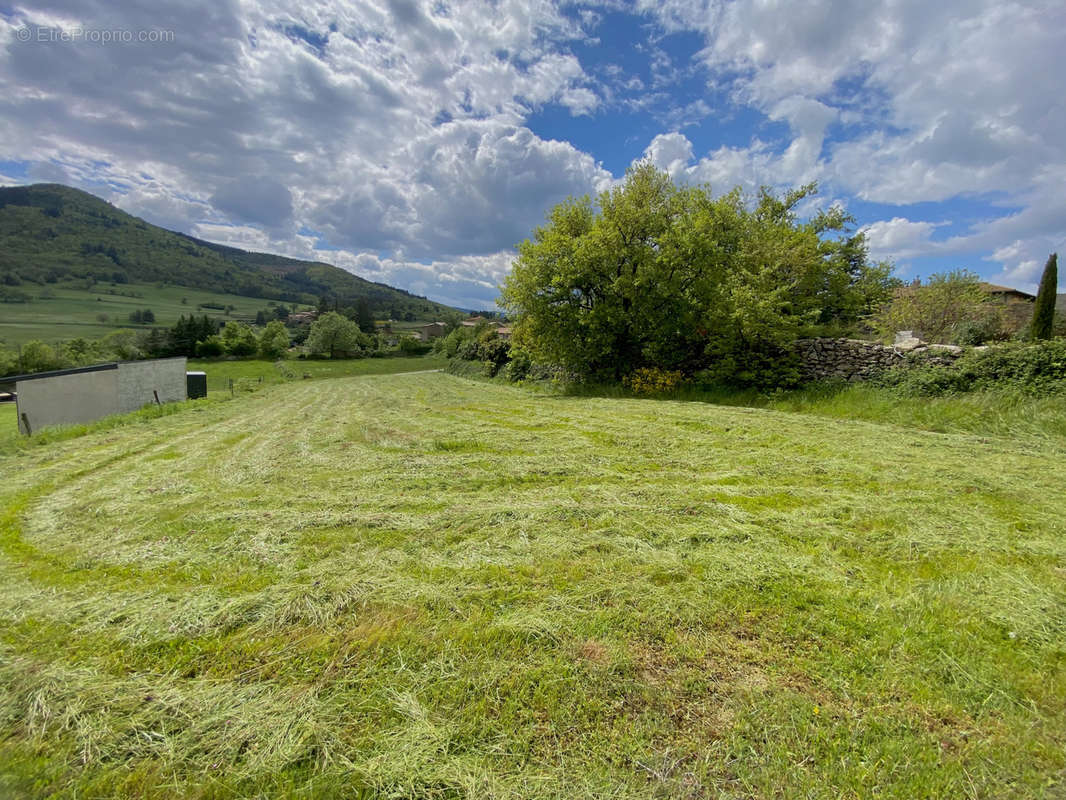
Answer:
xmin=16 ymin=367 xmax=120 ymax=434
xmin=116 ymin=357 xmax=187 ymax=413
xmin=15 ymin=357 xmax=188 ymax=434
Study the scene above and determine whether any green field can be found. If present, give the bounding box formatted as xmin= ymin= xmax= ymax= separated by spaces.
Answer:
xmin=0 ymin=282 xmax=315 ymax=347
xmin=1 ymin=373 xmax=1064 ymax=797
xmin=188 ymin=356 xmax=446 ymax=392
xmin=0 ymin=402 xmax=15 ymax=449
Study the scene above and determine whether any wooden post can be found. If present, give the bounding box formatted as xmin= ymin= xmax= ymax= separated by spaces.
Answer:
xmin=229 ymin=378 xmax=234 ymax=397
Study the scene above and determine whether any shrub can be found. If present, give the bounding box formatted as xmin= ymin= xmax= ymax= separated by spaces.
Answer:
xmin=398 ymin=336 xmax=432 ymax=355
xmin=875 ymin=340 xmax=1066 ymax=396
xmin=623 ymin=367 xmax=684 ymax=395
xmin=504 ymin=348 xmax=532 ymax=382
xmin=195 ymin=335 xmax=224 ymax=358
xmin=501 ymin=164 xmax=895 ymax=387
xmin=99 ymin=329 xmax=143 ymax=361
xmin=954 ymin=309 xmax=1009 ymax=346
xmin=18 ymin=340 xmax=63 ymax=373
xmin=478 ymin=337 xmax=511 ymax=375
xmin=455 ymin=338 xmax=481 ymax=361
xmin=0 ymin=347 xmax=17 ymax=376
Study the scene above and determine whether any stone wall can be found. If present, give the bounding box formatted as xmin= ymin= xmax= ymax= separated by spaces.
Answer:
xmin=793 ymin=337 xmax=964 ymax=383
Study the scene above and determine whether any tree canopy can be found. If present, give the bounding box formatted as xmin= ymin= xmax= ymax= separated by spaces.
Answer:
xmin=500 ymin=164 xmax=895 ymax=386
xmin=307 ymin=311 xmax=366 ymax=358
xmin=257 ymin=320 xmax=291 ymax=359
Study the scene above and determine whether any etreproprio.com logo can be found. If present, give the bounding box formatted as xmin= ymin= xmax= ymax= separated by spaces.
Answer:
xmin=15 ymin=26 xmax=176 ymax=44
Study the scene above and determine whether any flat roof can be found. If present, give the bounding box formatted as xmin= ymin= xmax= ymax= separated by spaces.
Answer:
xmin=1 ymin=362 xmax=118 ymax=386
xmin=0 ymin=356 xmax=187 ymax=386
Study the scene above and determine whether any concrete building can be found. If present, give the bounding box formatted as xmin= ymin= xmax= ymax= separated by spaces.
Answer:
xmin=8 ymin=357 xmax=187 ymax=435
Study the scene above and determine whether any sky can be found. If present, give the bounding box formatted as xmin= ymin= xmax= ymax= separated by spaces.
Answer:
xmin=1 ymin=1 xmax=1063 ymax=310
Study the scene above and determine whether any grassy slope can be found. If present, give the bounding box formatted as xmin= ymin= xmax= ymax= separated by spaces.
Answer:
xmin=0 ymin=373 xmax=1064 ymax=798
xmin=0 ymin=282 xmax=313 ymax=347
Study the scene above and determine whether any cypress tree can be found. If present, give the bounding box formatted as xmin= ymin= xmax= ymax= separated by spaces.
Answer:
xmin=1030 ymin=252 xmax=1058 ymax=340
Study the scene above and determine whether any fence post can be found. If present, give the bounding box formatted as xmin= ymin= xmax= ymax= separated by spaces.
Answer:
xmin=229 ymin=378 xmax=234 ymax=397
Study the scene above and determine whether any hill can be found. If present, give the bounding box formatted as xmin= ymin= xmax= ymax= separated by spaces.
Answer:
xmin=0 ymin=183 xmax=460 ymax=319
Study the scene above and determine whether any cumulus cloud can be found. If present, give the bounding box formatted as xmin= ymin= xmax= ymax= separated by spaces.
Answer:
xmin=0 ymin=0 xmax=611 ymax=303
xmin=859 ymin=218 xmax=943 ymax=262
xmin=636 ymin=0 xmax=1065 ymax=285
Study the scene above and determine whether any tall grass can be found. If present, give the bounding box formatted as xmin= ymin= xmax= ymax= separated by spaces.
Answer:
xmin=563 ymin=380 xmax=1066 ymax=440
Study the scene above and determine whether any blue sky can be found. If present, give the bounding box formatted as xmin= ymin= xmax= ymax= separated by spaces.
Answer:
xmin=1 ymin=1 xmax=1063 ymax=309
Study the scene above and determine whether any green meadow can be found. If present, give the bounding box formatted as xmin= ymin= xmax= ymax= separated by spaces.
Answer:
xmin=1 ymin=372 xmax=1064 ymax=798
xmin=187 ymin=356 xmax=447 ymax=392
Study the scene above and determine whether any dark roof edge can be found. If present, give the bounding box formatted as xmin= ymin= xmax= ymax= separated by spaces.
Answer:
xmin=1 ymin=362 xmax=118 ymax=385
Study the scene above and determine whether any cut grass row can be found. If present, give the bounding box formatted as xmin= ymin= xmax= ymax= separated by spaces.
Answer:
xmin=0 ymin=371 xmax=1063 ymax=797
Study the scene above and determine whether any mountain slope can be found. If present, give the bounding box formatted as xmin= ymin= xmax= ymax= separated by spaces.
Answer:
xmin=0 ymin=183 xmax=460 ymax=318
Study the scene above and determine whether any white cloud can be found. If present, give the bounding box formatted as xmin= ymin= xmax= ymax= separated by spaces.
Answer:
xmin=643 ymin=132 xmax=694 ymax=178
xmin=634 ymin=0 xmax=1065 ymax=285
xmin=0 ymin=0 xmax=609 ymax=304
xmin=559 ymin=87 xmax=600 ymax=116
xmin=859 ymin=217 xmax=943 ymax=262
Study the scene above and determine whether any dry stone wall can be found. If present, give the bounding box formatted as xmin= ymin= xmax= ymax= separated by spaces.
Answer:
xmin=793 ymin=337 xmax=964 ymax=383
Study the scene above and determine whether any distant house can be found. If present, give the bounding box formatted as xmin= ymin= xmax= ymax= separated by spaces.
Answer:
xmin=979 ymin=282 xmax=1035 ymax=332
xmin=418 ymin=321 xmax=448 ymax=341
xmin=979 ymin=283 xmax=1036 ymax=303
xmin=288 ymin=311 xmax=318 ymax=324
xmin=496 ymin=325 xmax=513 ymax=340
xmin=460 ymin=316 xmax=488 ymax=328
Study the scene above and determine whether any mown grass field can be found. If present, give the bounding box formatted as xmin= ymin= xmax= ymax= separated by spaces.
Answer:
xmin=1 ymin=372 xmax=1064 ymax=798
xmin=187 ymin=356 xmax=447 ymax=393
xmin=0 ymin=281 xmax=313 ymax=347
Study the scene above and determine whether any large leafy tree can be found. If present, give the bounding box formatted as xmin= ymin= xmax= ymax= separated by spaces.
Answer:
xmin=501 ymin=163 xmax=893 ymax=385
xmin=258 ymin=320 xmax=290 ymax=359
xmin=220 ymin=321 xmax=258 ymax=357
xmin=307 ymin=311 xmax=362 ymax=358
